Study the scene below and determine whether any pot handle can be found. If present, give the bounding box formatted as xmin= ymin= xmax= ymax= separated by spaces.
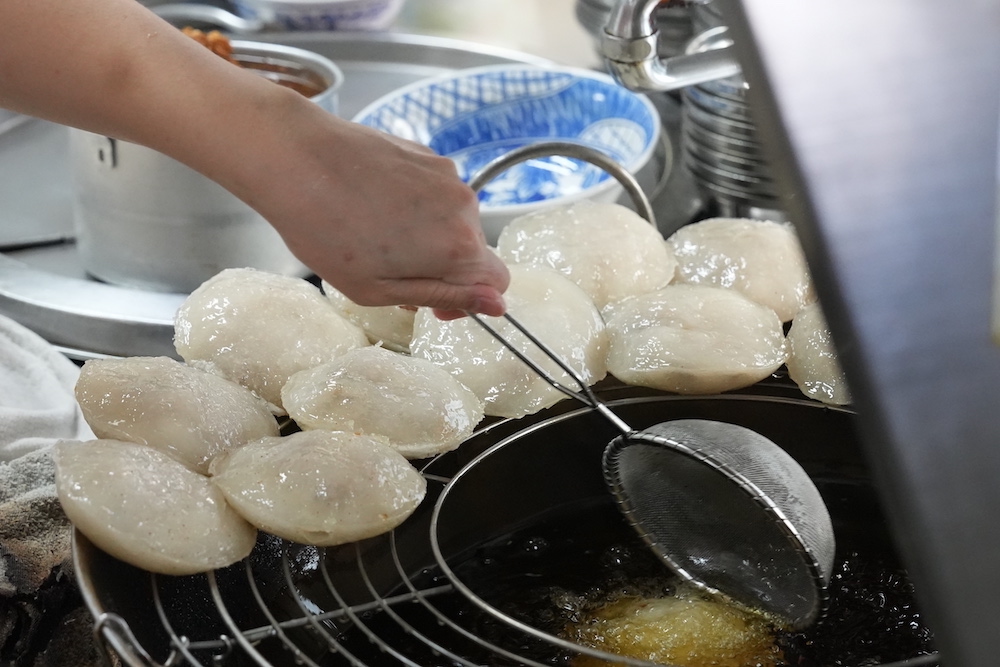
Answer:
xmin=152 ymin=3 xmax=264 ymax=33
xmin=467 ymin=141 xmax=657 ymax=228
xmin=601 ymin=0 xmax=740 ymax=92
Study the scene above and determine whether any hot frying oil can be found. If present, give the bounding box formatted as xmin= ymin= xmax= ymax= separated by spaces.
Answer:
xmin=449 ymin=495 xmax=936 ymax=666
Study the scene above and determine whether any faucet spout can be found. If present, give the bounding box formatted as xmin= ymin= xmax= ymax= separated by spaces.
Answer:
xmin=601 ymin=0 xmax=741 ymax=93
xmin=605 ymin=0 xmax=661 ymax=39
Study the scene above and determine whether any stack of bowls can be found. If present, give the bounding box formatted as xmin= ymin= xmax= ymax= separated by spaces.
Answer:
xmin=690 ymin=0 xmax=724 ymax=33
xmin=680 ymin=25 xmax=784 ymax=219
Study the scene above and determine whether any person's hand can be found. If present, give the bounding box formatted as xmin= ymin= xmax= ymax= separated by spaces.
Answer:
xmin=0 ymin=0 xmax=508 ymax=317
xmin=219 ymin=101 xmax=510 ymax=318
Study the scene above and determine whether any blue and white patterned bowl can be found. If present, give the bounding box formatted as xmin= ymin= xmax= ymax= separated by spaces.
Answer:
xmin=353 ymin=64 xmax=661 ymax=242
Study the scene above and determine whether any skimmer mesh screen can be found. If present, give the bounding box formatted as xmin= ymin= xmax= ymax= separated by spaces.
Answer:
xmin=604 ymin=419 xmax=835 ymax=627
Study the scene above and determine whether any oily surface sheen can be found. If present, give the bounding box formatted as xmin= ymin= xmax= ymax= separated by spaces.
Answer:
xmin=566 ymin=586 xmax=783 ymax=667
xmin=410 ymin=264 xmax=608 ymax=418
xmin=174 ymin=268 xmax=369 ymax=410
xmin=497 ymin=201 xmax=677 ymax=310
xmin=668 ymin=217 xmax=815 ymax=322
xmin=53 ymin=439 xmax=257 ymax=575
xmin=75 ymin=356 xmax=279 ymax=474
xmin=209 ymin=430 xmax=427 ymax=546
xmin=605 ymin=284 xmax=787 ymax=394
xmin=282 ymin=346 xmax=484 ymax=459
xmin=786 ymin=302 xmax=852 ymax=406
xmin=323 ymin=281 xmax=415 ymax=353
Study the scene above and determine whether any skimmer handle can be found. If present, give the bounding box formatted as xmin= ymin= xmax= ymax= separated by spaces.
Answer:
xmin=465 ymin=140 xmax=652 ymax=437
xmin=467 ymin=312 xmax=632 ymax=436
xmin=467 ymin=140 xmax=657 ymax=226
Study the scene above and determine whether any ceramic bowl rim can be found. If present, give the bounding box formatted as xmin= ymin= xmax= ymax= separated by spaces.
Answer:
xmin=351 ymin=63 xmax=662 ymax=214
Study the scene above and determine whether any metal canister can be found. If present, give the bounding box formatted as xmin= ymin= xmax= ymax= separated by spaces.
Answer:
xmin=69 ymin=41 xmax=343 ymax=293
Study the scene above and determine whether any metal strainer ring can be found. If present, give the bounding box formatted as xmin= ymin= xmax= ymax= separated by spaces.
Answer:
xmin=604 ymin=419 xmax=834 ymax=627
xmin=466 ymin=140 xmax=657 ymax=226
xmin=467 ymin=142 xmax=835 ymax=629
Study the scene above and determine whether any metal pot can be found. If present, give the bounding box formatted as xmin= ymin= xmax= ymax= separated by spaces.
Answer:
xmin=73 ymin=383 xmax=939 ymax=666
xmin=69 ymin=41 xmax=343 ymax=293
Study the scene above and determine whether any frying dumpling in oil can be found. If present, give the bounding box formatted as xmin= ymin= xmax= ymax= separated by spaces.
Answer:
xmin=410 ymin=264 xmax=608 ymax=419
xmin=786 ymin=302 xmax=852 ymax=406
xmin=605 ymin=284 xmax=787 ymax=395
xmin=75 ymin=356 xmax=279 ymax=474
xmin=667 ymin=217 xmax=815 ymax=322
xmin=282 ymin=346 xmax=484 ymax=459
xmin=174 ymin=268 xmax=369 ymax=412
xmin=322 ymin=281 xmax=415 ymax=353
xmin=209 ymin=430 xmax=426 ymax=546
xmin=496 ymin=201 xmax=677 ymax=309
xmin=565 ymin=584 xmax=782 ymax=667
xmin=53 ymin=439 xmax=257 ymax=575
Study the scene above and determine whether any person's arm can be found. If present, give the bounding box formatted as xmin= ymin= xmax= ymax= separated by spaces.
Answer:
xmin=0 ymin=0 xmax=507 ymax=317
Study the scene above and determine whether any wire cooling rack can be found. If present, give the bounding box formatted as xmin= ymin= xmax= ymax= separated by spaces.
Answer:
xmin=75 ymin=387 xmax=943 ymax=667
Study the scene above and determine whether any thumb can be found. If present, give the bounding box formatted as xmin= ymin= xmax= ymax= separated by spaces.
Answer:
xmin=384 ymin=279 xmax=507 ymax=319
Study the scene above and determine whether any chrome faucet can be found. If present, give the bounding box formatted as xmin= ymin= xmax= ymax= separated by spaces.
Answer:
xmin=601 ymin=0 xmax=741 ymax=92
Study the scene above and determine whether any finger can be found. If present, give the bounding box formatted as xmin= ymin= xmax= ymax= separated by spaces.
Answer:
xmin=432 ymin=289 xmax=506 ymax=320
xmin=374 ymin=279 xmax=507 ymax=316
xmin=432 ymin=308 xmax=468 ymax=321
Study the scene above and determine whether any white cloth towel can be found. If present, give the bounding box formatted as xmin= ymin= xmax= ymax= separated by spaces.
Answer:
xmin=0 ymin=315 xmax=92 ymax=462
xmin=0 ymin=314 xmax=101 ymax=665
xmin=0 ymin=313 xmax=92 ymax=593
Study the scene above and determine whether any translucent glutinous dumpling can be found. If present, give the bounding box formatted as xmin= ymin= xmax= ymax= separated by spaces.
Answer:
xmin=565 ymin=584 xmax=783 ymax=667
xmin=54 ymin=439 xmax=257 ymax=575
xmin=174 ymin=268 xmax=369 ymax=412
xmin=496 ymin=201 xmax=677 ymax=310
xmin=75 ymin=356 xmax=279 ymax=474
xmin=667 ymin=217 xmax=815 ymax=322
xmin=282 ymin=346 xmax=484 ymax=459
xmin=605 ymin=284 xmax=787 ymax=394
xmin=321 ymin=280 xmax=416 ymax=353
xmin=410 ymin=264 xmax=608 ymax=419
xmin=786 ymin=302 xmax=852 ymax=406
xmin=209 ymin=430 xmax=427 ymax=546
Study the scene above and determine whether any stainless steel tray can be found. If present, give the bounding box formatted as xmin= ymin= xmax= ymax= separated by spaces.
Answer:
xmin=0 ymin=32 xmax=555 ymax=360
